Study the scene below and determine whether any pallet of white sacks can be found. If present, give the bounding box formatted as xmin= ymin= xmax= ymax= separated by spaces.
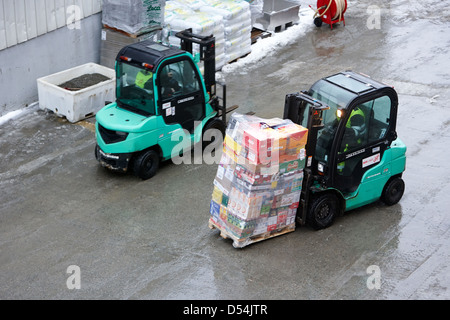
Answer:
xmin=208 ymin=218 xmax=296 ymax=249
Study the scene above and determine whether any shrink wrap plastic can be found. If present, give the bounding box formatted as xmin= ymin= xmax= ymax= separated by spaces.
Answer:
xmin=102 ymin=0 xmax=166 ymax=35
xmin=209 ymin=113 xmax=308 ymax=246
xmin=165 ymin=0 xmax=252 ymax=68
xmin=165 ymin=1 xmax=226 ymax=70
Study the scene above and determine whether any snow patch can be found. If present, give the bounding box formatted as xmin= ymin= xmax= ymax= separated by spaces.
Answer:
xmin=0 ymin=103 xmax=39 ymax=126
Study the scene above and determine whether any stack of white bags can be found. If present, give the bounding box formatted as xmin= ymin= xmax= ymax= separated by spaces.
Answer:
xmin=164 ymin=0 xmax=252 ymax=70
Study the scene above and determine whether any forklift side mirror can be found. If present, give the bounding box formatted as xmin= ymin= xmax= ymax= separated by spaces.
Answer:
xmin=389 ymin=130 xmax=398 ymax=142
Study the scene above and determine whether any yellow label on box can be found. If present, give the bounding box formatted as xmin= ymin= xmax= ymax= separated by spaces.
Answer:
xmin=212 ymin=186 xmax=223 ymax=204
xmin=224 ymin=134 xmax=242 ymax=154
xmin=271 ymin=180 xmax=278 ymax=189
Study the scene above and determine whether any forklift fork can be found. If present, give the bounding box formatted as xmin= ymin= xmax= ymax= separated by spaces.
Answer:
xmin=283 ymin=92 xmax=330 ymax=225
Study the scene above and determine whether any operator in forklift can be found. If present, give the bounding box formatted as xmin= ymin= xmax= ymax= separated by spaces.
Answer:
xmin=337 ymin=105 xmax=367 ymax=175
xmin=161 ymin=67 xmax=181 ymax=98
xmin=135 ymin=68 xmax=154 ymax=91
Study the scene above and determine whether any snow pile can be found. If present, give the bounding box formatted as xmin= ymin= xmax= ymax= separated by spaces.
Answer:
xmin=0 ymin=103 xmax=39 ymax=126
xmin=0 ymin=109 xmax=24 ymax=126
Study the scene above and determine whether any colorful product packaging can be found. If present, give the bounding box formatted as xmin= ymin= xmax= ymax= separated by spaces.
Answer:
xmin=209 ymin=113 xmax=308 ymax=247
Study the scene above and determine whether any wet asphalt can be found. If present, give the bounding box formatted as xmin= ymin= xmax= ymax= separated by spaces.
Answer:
xmin=0 ymin=0 xmax=449 ymax=300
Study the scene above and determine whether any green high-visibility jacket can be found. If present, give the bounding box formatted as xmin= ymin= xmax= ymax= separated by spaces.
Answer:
xmin=136 ymin=71 xmax=153 ymax=89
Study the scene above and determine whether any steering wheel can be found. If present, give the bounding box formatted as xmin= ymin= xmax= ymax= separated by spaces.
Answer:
xmin=122 ymin=86 xmax=152 ymax=101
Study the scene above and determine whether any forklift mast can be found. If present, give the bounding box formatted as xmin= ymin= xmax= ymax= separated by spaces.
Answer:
xmin=283 ymin=92 xmax=330 ymax=225
xmin=284 ymin=92 xmax=330 ymax=169
xmin=175 ymin=29 xmax=216 ymax=95
xmin=175 ymin=29 xmax=227 ymax=123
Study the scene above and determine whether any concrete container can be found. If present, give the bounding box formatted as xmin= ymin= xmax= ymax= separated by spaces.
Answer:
xmin=258 ymin=0 xmax=300 ymax=32
xmin=37 ymin=63 xmax=116 ymax=123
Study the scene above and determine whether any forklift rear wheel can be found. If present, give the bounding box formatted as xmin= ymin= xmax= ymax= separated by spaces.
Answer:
xmin=381 ymin=177 xmax=405 ymax=206
xmin=307 ymin=193 xmax=339 ymax=230
xmin=133 ymin=150 xmax=160 ymax=180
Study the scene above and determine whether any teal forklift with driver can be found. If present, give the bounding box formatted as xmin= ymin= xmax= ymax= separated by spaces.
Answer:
xmin=283 ymin=71 xmax=406 ymax=230
xmin=95 ymin=29 xmax=233 ymax=180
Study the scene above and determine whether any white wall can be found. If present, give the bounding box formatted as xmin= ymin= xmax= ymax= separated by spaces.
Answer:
xmin=0 ymin=1 xmax=103 ymax=116
xmin=0 ymin=0 xmax=102 ymax=51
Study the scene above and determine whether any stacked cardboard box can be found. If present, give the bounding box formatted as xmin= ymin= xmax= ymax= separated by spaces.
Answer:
xmin=209 ymin=113 xmax=308 ymax=248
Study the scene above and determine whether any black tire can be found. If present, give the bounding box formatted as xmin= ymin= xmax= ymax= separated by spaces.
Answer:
xmin=307 ymin=193 xmax=339 ymax=230
xmin=133 ymin=150 xmax=160 ymax=180
xmin=314 ymin=17 xmax=323 ymax=27
xmin=202 ymin=119 xmax=226 ymax=150
xmin=95 ymin=144 xmax=100 ymax=160
xmin=381 ymin=177 xmax=405 ymax=206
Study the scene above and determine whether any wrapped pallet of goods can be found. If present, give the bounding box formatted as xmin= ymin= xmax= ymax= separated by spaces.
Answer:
xmin=173 ymin=0 xmax=252 ymax=64
xmin=101 ymin=0 xmax=166 ymax=68
xmin=244 ymin=0 xmax=264 ymax=26
xmin=199 ymin=0 xmax=252 ymax=63
xmin=209 ymin=113 xmax=308 ymax=248
xmin=164 ymin=1 xmax=227 ymax=70
xmin=102 ymin=0 xmax=166 ymax=35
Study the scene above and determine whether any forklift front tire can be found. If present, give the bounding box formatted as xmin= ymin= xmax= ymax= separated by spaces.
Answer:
xmin=133 ymin=150 xmax=160 ymax=180
xmin=95 ymin=144 xmax=100 ymax=160
xmin=307 ymin=193 xmax=338 ymax=230
xmin=381 ymin=177 xmax=405 ymax=206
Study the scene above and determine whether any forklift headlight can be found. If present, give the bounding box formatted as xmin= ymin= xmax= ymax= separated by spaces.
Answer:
xmin=318 ymin=162 xmax=324 ymax=173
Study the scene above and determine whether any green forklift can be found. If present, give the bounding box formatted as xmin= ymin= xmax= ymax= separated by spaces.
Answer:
xmin=284 ymin=71 xmax=406 ymax=230
xmin=95 ymin=29 xmax=232 ymax=179
xmin=95 ymin=31 xmax=406 ymax=230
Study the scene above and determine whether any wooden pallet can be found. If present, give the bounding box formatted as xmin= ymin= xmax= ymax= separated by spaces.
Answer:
xmin=103 ymin=24 xmax=161 ymax=39
xmin=251 ymin=27 xmax=272 ymax=44
xmin=209 ymin=219 xmax=295 ymax=249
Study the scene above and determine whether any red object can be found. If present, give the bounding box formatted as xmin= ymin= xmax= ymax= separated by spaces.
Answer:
xmin=120 ymin=56 xmax=132 ymax=62
xmin=316 ymin=0 xmax=347 ymax=29
xmin=242 ymin=127 xmax=274 ymax=165
xmin=142 ymin=63 xmax=154 ymax=69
